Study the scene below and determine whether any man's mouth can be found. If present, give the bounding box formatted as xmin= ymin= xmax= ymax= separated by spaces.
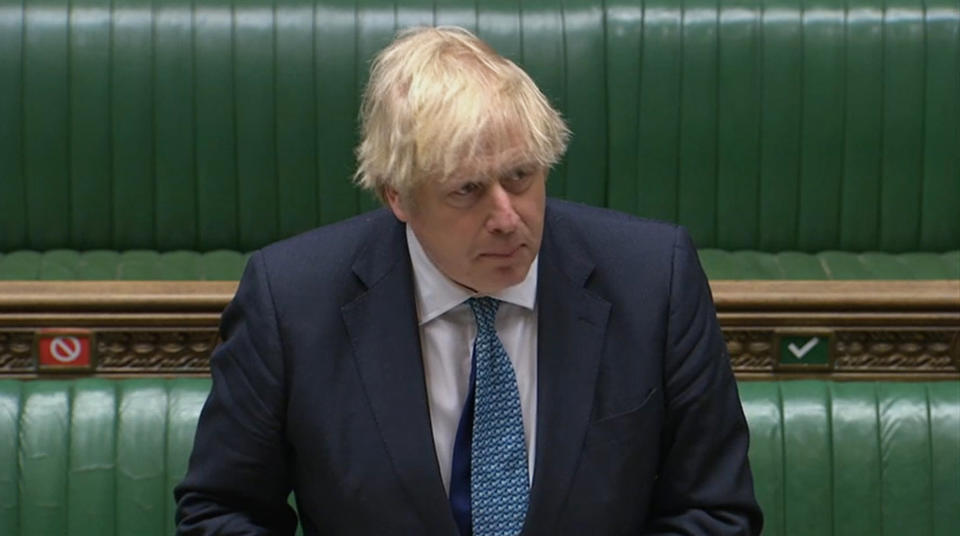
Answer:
xmin=479 ymin=245 xmax=523 ymax=258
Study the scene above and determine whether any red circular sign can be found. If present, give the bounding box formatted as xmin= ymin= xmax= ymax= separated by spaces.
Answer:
xmin=49 ymin=336 xmax=82 ymax=363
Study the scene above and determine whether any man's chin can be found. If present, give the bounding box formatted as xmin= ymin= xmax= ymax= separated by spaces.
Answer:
xmin=469 ymin=266 xmax=529 ymax=294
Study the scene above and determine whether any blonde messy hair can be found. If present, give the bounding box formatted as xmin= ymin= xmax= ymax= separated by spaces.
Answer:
xmin=354 ymin=26 xmax=570 ymax=202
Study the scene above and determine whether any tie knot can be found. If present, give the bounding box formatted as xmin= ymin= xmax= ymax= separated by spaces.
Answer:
xmin=467 ymin=297 xmax=500 ymax=331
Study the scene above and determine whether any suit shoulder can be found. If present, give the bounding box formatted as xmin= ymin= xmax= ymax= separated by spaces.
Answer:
xmin=257 ymin=208 xmax=396 ymax=267
xmin=546 ymin=199 xmax=687 ymax=253
xmin=246 ymin=209 xmax=400 ymax=303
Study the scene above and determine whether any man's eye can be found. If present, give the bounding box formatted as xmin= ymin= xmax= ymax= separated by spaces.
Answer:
xmin=515 ymin=168 xmax=531 ymax=179
xmin=508 ymin=166 xmax=537 ymax=183
xmin=453 ymin=182 xmax=481 ymax=196
xmin=501 ymin=168 xmax=534 ymax=192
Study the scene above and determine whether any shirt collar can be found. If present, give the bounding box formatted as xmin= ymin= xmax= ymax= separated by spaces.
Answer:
xmin=406 ymin=225 xmax=538 ymax=325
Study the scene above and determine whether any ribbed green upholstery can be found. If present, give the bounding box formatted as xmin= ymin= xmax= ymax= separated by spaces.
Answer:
xmin=1 ymin=0 xmax=957 ymax=256
xmin=698 ymin=249 xmax=960 ymax=280
xmin=741 ymin=381 xmax=960 ymax=536
xmin=1 ymin=249 xmax=957 ymax=281
xmin=0 ymin=250 xmax=250 ymax=280
xmin=0 ymin=379 xmax=957 ymax=534
xmin=0 ymin=379 xmax=209 ymax=536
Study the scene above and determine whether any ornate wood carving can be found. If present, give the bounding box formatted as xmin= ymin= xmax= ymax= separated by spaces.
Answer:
xmin=0 ymin=280 xmax=956 ymax=378
xmin=0 ymin=331 xmax=34 ymax=372
xmin=834 ymin=330 xmax=958 ymax=371
xmin=8 ymin=326 xmax=952 ymax=376
xmin=96 ymin=330 xmax=219 ymax=372
xmin=953 ymin=332 xmax=960 ymax=369
xmin=724 ymin=331 xmax=775 ymax=371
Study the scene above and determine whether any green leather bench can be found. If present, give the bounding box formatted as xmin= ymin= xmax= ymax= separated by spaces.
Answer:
xmin=0 ymin=0 xmax=957 ymax=280
xmin=1 ymin=4 xmax=956 ymax=533
xmin=0 ymin=250 xmax=957 ymax=281
xmin=1 ymin=379 xmax=958 ymax=535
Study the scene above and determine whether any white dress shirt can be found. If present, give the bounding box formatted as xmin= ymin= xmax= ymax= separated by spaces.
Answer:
xmin=405 ymin=226 xmax=538 ymax=494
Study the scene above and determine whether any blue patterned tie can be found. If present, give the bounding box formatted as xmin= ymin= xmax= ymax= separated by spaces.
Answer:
xmin=468 ymin=297 xmax=529 ymax=536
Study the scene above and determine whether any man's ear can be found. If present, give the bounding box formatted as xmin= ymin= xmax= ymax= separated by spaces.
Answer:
xmin=384 ymin=187 xmax=409 ymax=222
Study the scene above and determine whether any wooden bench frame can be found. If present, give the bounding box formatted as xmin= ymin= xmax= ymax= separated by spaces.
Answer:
xmin=1 ymin=281 xmax=957 ymax=379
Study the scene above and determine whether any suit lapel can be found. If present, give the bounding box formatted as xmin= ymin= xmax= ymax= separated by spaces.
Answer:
xmin=341 ymin=217 xmax=457 ymax=534
xmin=524 ymin=207 xmax=611 ymax=535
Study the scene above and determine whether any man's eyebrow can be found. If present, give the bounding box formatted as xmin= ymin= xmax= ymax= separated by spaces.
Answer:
xmin=491 ymin=158 xmax=536 ymax=175
xmin=448 ymin=159 xmax=536 ymax=184
xmin=494 ymin=160 xmax=537 ymax=175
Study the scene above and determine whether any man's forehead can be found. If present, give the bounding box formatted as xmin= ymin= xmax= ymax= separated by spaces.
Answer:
xmin=448 ymin=153 xmax=539 ymax=183
xmin=446 ymin=130 xmax=538 ymax=177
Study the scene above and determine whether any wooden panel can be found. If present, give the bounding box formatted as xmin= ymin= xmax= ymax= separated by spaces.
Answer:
xmin=0 ymin=281 xmax=956 ymax=379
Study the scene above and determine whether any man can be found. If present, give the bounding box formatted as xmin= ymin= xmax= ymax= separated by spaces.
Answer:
xmin=176 ymin=26 xmax=762 ymax=535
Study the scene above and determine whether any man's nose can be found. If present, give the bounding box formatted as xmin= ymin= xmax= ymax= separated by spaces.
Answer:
xmin=484 ymin=182 xmax=520 ymax=234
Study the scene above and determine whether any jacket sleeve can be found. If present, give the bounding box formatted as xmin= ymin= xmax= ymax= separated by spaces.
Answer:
xmin=174 ymin=251 xmax=298 ymax=535
xmin=643 ymin=227 xmax=764 ymax=535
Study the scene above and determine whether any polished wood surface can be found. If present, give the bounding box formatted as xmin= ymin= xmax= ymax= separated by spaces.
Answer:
xmin=2 ymin=280 xmax=956 ymax=310
xmin=1 ymin=280 xmax=957 ymax=378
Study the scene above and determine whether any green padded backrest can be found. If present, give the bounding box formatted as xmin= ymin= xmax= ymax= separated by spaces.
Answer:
xmin=0 ymin=378 xmax=209 ymax=536
xmin=1 ymin=0 xmax=957 ymax=253
xmin=741 ymin=381 xmax=960 ymax=536
xmin=0 ymin=379 xmax=958 ymax=534
xmin=0 ymin=249 xmax=252 ymax=280
xmin=2 ymin=248 xmax=959 ymax=280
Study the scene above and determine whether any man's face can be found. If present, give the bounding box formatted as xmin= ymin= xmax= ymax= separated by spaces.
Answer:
xmin=386 ymin=151 xmax=546 ymax=294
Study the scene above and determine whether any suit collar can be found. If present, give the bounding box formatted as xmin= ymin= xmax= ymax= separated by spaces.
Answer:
xmin=404 ymin=224 xmax=538 ymax=325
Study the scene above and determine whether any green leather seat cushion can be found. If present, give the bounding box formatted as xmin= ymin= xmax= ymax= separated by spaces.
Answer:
xmin=0 ymin=379 xmax=209 ymax=535
xmin=740 ymin=381 xmax=960 ymax=535
xmin=0 ymin=379 xmax=957 ymax=535
xmin=0 ymin=250 xmax=251 ymax=280
xmin=1 ymin=249 xmax=957 ymax=280
xmin=699 ymin=249 xmax=960 ymax=280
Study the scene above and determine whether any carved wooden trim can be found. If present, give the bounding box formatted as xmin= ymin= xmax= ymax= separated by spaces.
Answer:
xmin=724 ymin=330 xmax=775 ymax=371
xmin=723 ymin=328 xmax=960 ymax=374
xmin=2 ymin=326 xmax=956 ymax=378
xmin=833 ymin=330 xmax=957 ymax=371
xmin=97 ymin=329 xmax=219 ymax=373
xmin=0 ymin=331 xmax=34 ymax=372
xmin=0 ymin=280 xmax=957 ymax=378
xmin=736 ymin=372 xmax=960 ymax=381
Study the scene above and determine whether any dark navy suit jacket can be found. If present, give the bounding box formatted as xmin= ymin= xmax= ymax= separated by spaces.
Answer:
xmin=175 ymin=199 xmax=762 ymax=535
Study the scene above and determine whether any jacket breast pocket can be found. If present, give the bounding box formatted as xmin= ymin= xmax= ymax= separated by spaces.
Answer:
xmin=564 ymin=387 xmax=662 ymax=532
xmin=584 ymin=387 xmax=661 ymax=447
